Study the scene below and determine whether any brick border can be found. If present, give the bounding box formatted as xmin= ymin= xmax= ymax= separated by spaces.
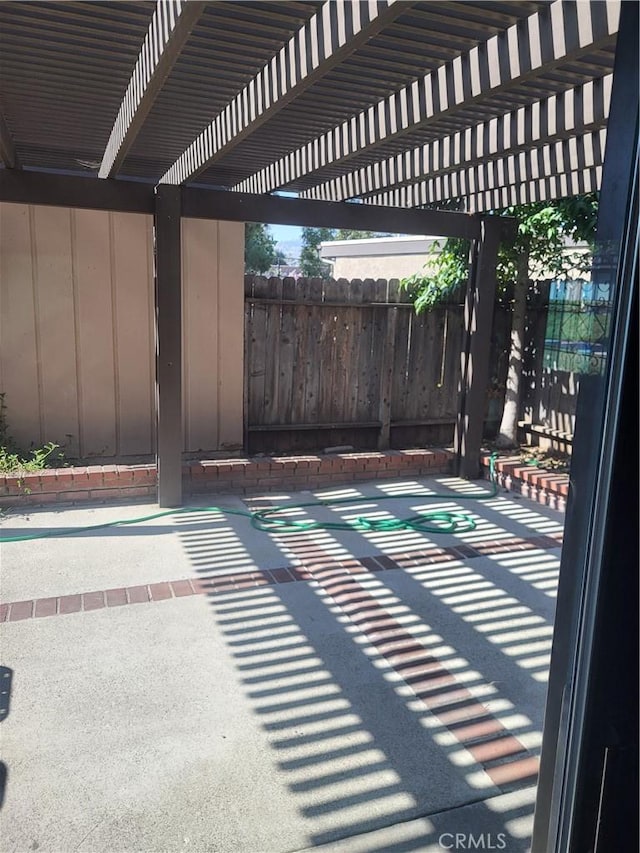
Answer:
xmin=1 ymin=525 xmax=562 ymax=796
xmin=0 ymin=530 xmax=562 ymax=624
xmin=481 ymin=452 xmax=569 ymax=512
xmin=273 ymin=530 xmax=546 ymax=792
xmin=0 ymin=449 xmax=453 ymax=509
xmin=307 ymin=554 xmax=540 ymax=791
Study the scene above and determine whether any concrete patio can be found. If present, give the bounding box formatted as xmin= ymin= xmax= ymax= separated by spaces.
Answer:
xmin=0 ymin=475 xmax=562 ymax=853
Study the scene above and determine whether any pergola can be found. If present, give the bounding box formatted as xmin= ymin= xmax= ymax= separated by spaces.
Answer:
xmin=0 ymin=0 xmax=620 ymax=504
xmin=0 ymin=5 xmax=637 ymax=846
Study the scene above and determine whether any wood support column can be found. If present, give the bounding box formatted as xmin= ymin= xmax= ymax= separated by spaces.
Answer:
xmin=154 ymin=185 xmax=183 ymax=507
xmin=455 ymin=217 xmax=502 ymax=478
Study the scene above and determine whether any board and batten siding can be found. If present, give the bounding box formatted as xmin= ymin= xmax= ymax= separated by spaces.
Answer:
xmin=0 ymin=203 xmax=243 ymax=459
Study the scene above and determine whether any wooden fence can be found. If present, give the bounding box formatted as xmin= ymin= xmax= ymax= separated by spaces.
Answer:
xmin=244 ymin=275 xmax=581 ymax=455
xmin=244 ymin=275 xmax=464 ymax=452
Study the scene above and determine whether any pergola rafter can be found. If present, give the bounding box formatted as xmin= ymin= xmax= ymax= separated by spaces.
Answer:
xmin=233 ymin=0 xmax=618 ymax=195
xmin=464 ymin=166 xmax=602 ymax=213
xmin=363 ymin=130 xmax=606 ymax=210
xmin=368 ymin=165 xmax=602 ymax=212
xmin=159 ymin=0 xmax=410 ymax=186
xmin=98 ymin=0 xmax=205 ymax=179
xmin=302 ymin=75 xmax=612 ymax=203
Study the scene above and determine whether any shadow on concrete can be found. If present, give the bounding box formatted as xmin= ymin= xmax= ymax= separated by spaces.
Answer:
xmin=0 ymin=665 xmax=13 ymax=811
xmin=170 ymin=476 xmax=562 ymax=850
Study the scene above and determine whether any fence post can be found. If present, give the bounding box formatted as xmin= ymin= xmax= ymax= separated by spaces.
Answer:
xmin=455 ymin=217 xmax=502 ymax=478
xmin=378 ymin=305 xmax=398 ymax=449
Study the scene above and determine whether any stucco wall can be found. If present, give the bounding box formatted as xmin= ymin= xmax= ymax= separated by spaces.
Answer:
xmin=0 ymin=203 xmax=243 ymax=459
xmin=329 ymin=253 xmax=429 ymax=280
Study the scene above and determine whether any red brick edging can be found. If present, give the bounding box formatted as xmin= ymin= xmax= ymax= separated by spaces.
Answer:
xmin=481 ymin=452 xmax=569 ymax=512
xmin=273 ymin=530 xmax=549 ymax=792
xmin=0 ymin=449 xmax=453 ymax=508
xmin=0 ymin=530 xmax=563 ymax=624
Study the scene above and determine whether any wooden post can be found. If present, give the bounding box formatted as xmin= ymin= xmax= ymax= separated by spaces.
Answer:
xmin=243 ymin=272 xmax=253 ymax=454
xmin=378 ymin=305 xmax=398 ymax=449
xmin=154 ymin=185 xmax=183 ymax=507
xmin=455 ymin=217 xmax=502 ymax=478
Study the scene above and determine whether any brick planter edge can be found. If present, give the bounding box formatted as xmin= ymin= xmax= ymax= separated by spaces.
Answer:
xmin=481 ymin=452 xmax=569 ymax=512
xmin=1 ymin=448 xmax=454 ymax=508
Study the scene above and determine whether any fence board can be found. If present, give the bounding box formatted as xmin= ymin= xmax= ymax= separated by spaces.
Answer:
xmin=244 ymin=275 xmax=580 ymax=454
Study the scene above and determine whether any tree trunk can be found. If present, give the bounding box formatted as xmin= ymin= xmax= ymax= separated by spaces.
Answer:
xmin=495 ymin=253 xmax=528 ymax=448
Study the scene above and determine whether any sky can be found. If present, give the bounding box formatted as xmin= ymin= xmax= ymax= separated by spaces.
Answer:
xmin=269 ymin=223 xmax=302 ymax=244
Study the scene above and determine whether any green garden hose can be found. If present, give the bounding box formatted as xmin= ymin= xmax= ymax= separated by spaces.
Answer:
xmin=0 ymin=455 xmax=498 ymax=544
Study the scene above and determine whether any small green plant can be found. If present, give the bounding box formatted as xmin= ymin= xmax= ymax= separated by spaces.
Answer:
xmin=0 ymin=393 xmax=64 ymax=475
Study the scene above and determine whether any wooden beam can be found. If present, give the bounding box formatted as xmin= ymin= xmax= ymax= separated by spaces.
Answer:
xmin=154 ymin=184 xmax=183 ymax=507
xmin=160 ymin=0 xmax=409 ymax=185
xmin=0 ymin=110 xmax=19 ymax=169
xmin=0 ymin=168 xmax=155 ymax=212
xmin=0 ymin=169 xmax=482 ymax=238
xmin=181 ymin=187 xmax=481 ymax=238
xmin=303 ymin=76 xmax=612 ymax=202
xmin=235 ymin=1 xmax=619 ymax=195
xmin=455 ymin=217 xmax=502 ymax=479
xmin=99 ymin=0 xmax=204 ymax=179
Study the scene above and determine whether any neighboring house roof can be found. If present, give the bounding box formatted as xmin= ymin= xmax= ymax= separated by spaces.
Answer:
xmin=319 ymin=235 xmax=437 ymax=260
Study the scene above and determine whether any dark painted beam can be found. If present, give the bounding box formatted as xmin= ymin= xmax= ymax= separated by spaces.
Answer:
xmin=154 ymin=185 xmax=183 ymax=507
xmin=100 ymin=1 xmax=205 ymax=178
xmin=182 ymin=187 xmax=481 ymax=239
xmin=0 ymin=169 xmax=482 ymax=238
xmin=0 ymin=169 xmax=155 ymax=213
xmin=454 ymin=216 xmax=502 ymax=478
xmin=0 ymin=111 xmax=19 ymax=169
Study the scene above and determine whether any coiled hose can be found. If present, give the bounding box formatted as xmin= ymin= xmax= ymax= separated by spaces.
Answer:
xmin=1 ymin=454 xmax=498 ymax=544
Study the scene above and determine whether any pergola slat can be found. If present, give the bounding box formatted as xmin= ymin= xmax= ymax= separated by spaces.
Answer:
xmin=365 ymin=165 xmax=602 ymax=213
xmin=363 ymin=131 xmax=606 ymax=209
xmin=233 ymin=1 xmax=618 ymax=195
xmin=0 ymin=110 xmax=18 ymax=169
xmin=302 ymin=75 xmax=612 ymax=202
xmin=159 ymin=0 xmax=408 ymax=185
xmin=464 ymin=166 xmax=603 ymax=212
xmin=98 ymin=0 xmax=205 ymax=179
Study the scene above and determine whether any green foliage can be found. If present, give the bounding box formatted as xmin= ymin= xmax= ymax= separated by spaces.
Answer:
xmin=0 ymin=393 xmax=63 ymax=474
xmin=300 ymin=227 xmax=335 ymax=276
xmin=500 ymin=195 xmax=598 ymax=283
xmin=401 ymin=238 xmax=470 ymax=311
xmin=401 ymin=194 xmax=599 ymax=312
xmin=0 ymin=442 xmax=61 ymax=475
xmin=245 ymin=223 xmax=278 ymax=274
